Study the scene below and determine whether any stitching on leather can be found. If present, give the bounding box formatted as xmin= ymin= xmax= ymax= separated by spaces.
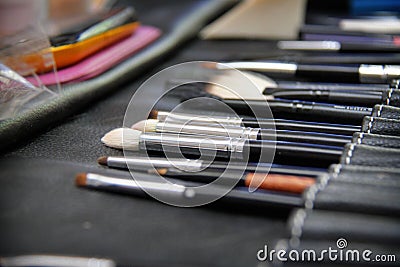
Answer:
xmin=377 ymin=105 xmax=383 ymax=118
xmin=345 ymin=143 xmax=355 ymax=164
xmin=357 ymin=132 xmax=364 ymax=144
xmin=367 ymin=116 xmax=374 ymax=134
xmin=290 ymin=209 xmax=307 ymax=242
xmin=386 ymin=88 xmax=393 ymax=105
xmin=333 ymin=164 xmax=342 ymax=177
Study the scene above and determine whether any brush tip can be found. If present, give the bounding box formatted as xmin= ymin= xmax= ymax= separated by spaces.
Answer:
xmin=75 ymin=173 xmax=87 ymax=186
xmin=156 ymin=168 xmax=168 ymax=176
xmin=201 ymin=62 xmax=218 ymax=69
xmin=149 ymin=110 xmax=158 ymax=119
xmin=132 ymin=119 xmax=158 ymax=132
xmin=101 ymin=128 xmax=141 ymax=151
xmin=97 ymin=156 xmax=108 ymax=166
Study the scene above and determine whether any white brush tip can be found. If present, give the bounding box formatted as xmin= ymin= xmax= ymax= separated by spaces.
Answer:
xmin=131 ymin=119 xmax=158 ymax=132
xmin=101 ymin=128 xmax=141 ymax=151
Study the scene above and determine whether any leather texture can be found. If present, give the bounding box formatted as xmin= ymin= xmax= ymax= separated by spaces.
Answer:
xmin=372 ymin=104 xmax=400 ymax=119
xmin=384 ymin=89 xmax=400 ymax=107
xmin=362 ymin=116 xmax=400 ymax=136
xmin=288 ymin=209 xmax=400 ymax=245
xmin=352 ymin=132 xmax=400 ymax=148
xmin=311 ymin=182 xmax=400 ymax=216
xmin=340 ymin=143 xmax=400 ymax=168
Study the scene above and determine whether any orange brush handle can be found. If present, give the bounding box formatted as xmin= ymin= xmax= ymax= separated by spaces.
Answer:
xmin=244 ymin=173 xmax=315 ymax=194
xmin=51 ymin=21 xmax=140 ymax=70
xmin=3 ymin=21 xmax=140 ymax=75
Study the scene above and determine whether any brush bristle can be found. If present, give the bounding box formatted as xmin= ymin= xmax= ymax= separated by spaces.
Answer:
xmin=131 ymin=119 xmax=158 ymax=132
xmin=205 ymin=70 xmax=276 ymax=100
xmin=101 ymin=128 xmax=141 ymax=151
xmin=75 ymin=173 xmax=87 ymax=186
xmin=97 ymin=156 xmax=108 ymax=166
xmin=149 ymin=110 xmax=158 ymax=119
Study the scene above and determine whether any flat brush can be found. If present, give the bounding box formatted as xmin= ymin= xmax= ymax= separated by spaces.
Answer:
xmin=75 ymin=173 xmax=304 ymax=208
xmin=154 ymin=168 xmax=315 ymax=194
xmin=133 ymin=119 xmax=351 ymax=147
xmin=150 ymin=110 xmax=361 ymax=135
xmin=207 ymin=61 xmax=400 ymax=84
xmin=101 ymin=128 xmax=342 ymax=166
xmin=98 ymin=156 xmax=326 ymax=177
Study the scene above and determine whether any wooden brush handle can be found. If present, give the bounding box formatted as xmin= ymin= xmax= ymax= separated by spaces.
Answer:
xmin=244 ymin=173 xmax=315 ymax=194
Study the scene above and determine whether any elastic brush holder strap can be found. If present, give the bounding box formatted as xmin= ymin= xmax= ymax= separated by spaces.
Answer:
xmin=352 ymin=132 xmax=400 ymax=148
xmin=372 ymin=104 xmax=400 ymax=119
xmin=362 ymin=116 xmax=400 ymax=136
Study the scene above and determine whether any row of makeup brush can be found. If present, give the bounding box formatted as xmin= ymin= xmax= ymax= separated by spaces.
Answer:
xmin=86 ymin=61 xmax=398 ymax=201
xmin=74 ymin=61 xmax=400 ymax=207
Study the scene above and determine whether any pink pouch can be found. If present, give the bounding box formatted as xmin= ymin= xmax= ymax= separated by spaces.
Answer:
xmin=28 ymin=25 xmax=161 ymax=86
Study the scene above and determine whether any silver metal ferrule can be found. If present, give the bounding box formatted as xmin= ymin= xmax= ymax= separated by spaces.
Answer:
xmin=216 ymin=62 xmax=298 ymax=75
xmin=277 ymin=41 xmax=341 ymax=51
xmin=139 ymin=132 xmax=246 ymax=156
xmin=359 ymin=64 xmax=400 ymax=83
xmin=86 ymin=173 xmax=185 ymax=193
xmin=384 ymin=65 xmax=400 ymax=82
xmin=107 ymin=156 xmax=203 ymax=172
xmin=156 ymin=121 xmax=260 ymax=140
xmin=157 ymin=111 xmax=243 ymax=126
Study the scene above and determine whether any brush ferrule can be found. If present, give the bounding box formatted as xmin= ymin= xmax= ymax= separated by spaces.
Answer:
xmin=217 ymin=62 xmax=298 ymax=75
xmin=277 ymin=41 xmax=341 ymax=51
xmin=108 ymin=156 xmax=203 ymax=171
xmin=359 ymin=65 xmax=400 ymax=83
xmin=140 ymin=133 xmax=246 ymax=157
xmin=85 ymin=173 xmax=186 ymax=193
xmin=157 ymin=111 xmax=243 ymax=126
xmin=155 ymin=122 xmax=259 ymax=140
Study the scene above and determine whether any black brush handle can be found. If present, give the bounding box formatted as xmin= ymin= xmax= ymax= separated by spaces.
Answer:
xmin=289 ymin=209 xmax=400 ymax=244
xmin=296 ymin=64 xmax=360 ymax=82
xmin=352 ymin=132 xmax=400 ymax=148
xmin=245 ymin=140 xmax=341 ymax=167
xmin=259 ymin=129 xmax=351 ymax=147
xmin=309 ymin=183 xmax=400 ymax=217
xmin=362 ymin=116 xmax=400 ymax=136
xmin=341 ymin=143 xmax=400 ymax=168
xmin=223 ymin=99 xmax=371 ymax=124
xmin=372 ymin=104 xmax=400 ymax=119
xmin=244 ymin=120 xmax=360 ymax=135
xmin=272 ymin=90 xmax=383 ymax=107
xmin=269 ymin=81 xmax=390 ymax=92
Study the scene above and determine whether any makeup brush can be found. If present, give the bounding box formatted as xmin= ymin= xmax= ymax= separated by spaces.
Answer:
xmin=172 ymin=83 xmax=373 ymax=124
xmin=98 ymin=156 xmax=326 ymax=177
xmin=221 ymin=99 xmax=372 ymax=124
xmin=277 ymin=40 xmax=400 ymax=53
xmin=206 ymin=61 xmax=400 ymax=84
xmin=75 ymin=173 xmax=304 ymax=208
xmin=173 ymin=72 xmax=400 ymax=107
xmin=150 ymin=110 xmax=361 ymax=135
xmin=132 ymin=119 xmax=352 ymax=147
xmin=154 ymin=168 xmax=315 ymax=194
xmin=101 ymin=128 xmax=342 ymax=166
